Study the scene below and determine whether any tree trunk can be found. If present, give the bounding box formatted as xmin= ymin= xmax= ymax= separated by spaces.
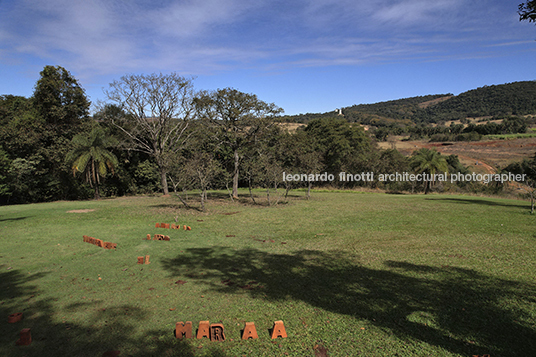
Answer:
xmin=94 ymin=184 xmax=100 ymax=200
xmin=232 ymin=150 xmax=239 ymax=199
xmin=307 ymin=181 xmax=311 ymax=200
xmin=161 ymin=170 xmax=169 ymax=195
xmin=200 ymin=187 xmax=206 ymax=212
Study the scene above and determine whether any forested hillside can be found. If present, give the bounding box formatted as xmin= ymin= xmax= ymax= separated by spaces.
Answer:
xmin=281 ymin=81 xmax=536 ymax=125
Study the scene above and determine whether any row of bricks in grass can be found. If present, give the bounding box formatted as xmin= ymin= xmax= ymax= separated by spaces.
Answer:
xmin=83 ymin=235 xmax=117 ymax=249
xmin=156 ymin=223 xmax=191 ymax=230
xmin=175 ymin=320 xmax=287 ymax=341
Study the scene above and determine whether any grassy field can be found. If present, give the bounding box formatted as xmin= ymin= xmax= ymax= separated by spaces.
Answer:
xmin=1 ymin=191 xmax=535 ymax=356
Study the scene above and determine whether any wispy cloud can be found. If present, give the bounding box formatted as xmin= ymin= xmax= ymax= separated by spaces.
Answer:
xmin=0 ymin=0 xmax=531 ymax=79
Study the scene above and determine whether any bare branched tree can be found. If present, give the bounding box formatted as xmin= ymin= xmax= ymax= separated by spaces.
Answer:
xmin=104 ymin=73 xmax=195 ymax=195
xmin=194 ymin=88 xmax=283 ymax=199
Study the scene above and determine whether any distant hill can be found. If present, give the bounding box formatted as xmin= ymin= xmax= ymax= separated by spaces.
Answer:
xmin=280 ymin=81 xmax=536 ymax=126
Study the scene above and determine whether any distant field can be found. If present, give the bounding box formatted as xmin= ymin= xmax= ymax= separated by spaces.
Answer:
xmin=1 ymin=192 xmax=535 ymax=356
xmin=380 ymin=137 xmax=536 ymax=170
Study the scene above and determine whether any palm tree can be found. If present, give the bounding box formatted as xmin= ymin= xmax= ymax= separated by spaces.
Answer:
xmin=66 ymin=127 xmax=119 ymax=199
xmin=410 ymin=148 xmax=448 ymax=194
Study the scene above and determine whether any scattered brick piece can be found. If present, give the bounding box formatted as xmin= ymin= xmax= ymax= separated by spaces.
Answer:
xmin=15 ymin=328 xmax=31 ymax=346
xmin=8 ymin=312 xmax=23 ymax=323
xmin=271 ymin=320 xmax=287 ymax=339
xmin=137 ymin=257 xmax=144 ymax=264
xmin=197 ymin=321 xmax=210 ymax=339
xmin=210 ymin=323 xmax=225 ymax=342
xmin=242 ymin=322 xmax=258 ymax=340
xmin=175 ymin=321 xmax=193 ymax=339
xmin=145 ymin=255 xmax=150 ymax=264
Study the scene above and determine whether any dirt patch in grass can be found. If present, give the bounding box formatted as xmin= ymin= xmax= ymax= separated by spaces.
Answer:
xmin=66 ymin=209 xmax=96 ymax=213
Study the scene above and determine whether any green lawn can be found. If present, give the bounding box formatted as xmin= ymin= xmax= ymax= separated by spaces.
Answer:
xmin=1 ymin=191 xmax=535 ymax=356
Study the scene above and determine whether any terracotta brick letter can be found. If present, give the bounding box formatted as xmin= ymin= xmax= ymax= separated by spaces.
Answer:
xmin=171 ymin=224 xmax=176 ymax=229
xmin=175 ymin=321 xmax=193 ymax=339
xmin=210 ymin=323 xmax=225 ymax=342
xmin=8 ymin=312 xmax=23 ymax=323
xmin=15 ymin=328 xmax=32 ymax=345
xmin=103 ymin=242 xmax=112 ymax=249
xmin=242 ymin=322 xmax=258 ymax=340
xmin=164 ymin=223 xmax=170 ymax=229
xmin=145 ymin=255 xmax=150 ymax=264
xmin=197 ymin=320 xmax=210 ymax=339
xmin=147 ymin=234 xmax=151 ymax=240
xmin=95 ymin=239 xmax=104 ymax=248
xmin=137 ymin=256 xmax=144 ymax=264
xmin=271 ymin=320 xmax=287 ymax=339
xmin=164 ymin=236 xmax=170 ymax=241
xmin=83 ymin=235 xmax=89 ymax=243
xmin=155 ymin=223 xmax=160 ymax=228
xmin=183 ymin=225 xmax=187 ymax=230
xmin=160 ymin=223 xmax=166 ymax=228
xmin=187 ymin=226 xmax=191 ymax=231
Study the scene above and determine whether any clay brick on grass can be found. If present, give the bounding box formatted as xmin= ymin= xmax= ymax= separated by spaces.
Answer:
xmin=160 ymin=223 xmax=166 ymax=228
xmin=183 ymin=225 xmax=187 ymax=230
xmin=164 ymin=223 xmax=170 ymax=229
xmin=83 ymin=235 xmax=89 ymax=242
xmin=163 ymin=236 xmax=170 ymax=241
xmin=15 ymin=328 xmax=31 ymax=346
xmin=187 ymin=226 xmax=191 ymax=231
xmin=271 ymin=320 xmax=287 ymax=339
xmin=197 ymin=321 xmax=210 ymax=339
xmin=95 ymin=239 xmax=104 ymax=248
xmin=210 ymin=323 xmax=225 ymax=342
xmin=171 ymin=224 xmax=176 ymax=229
xmin=111 ymin=243 xmax=117 ymax=249
xmin=8 ymin=312 xmax=23 ymax=323
xmin=155 ymin=223 xmax=160 ymax=228
xmin=137 ymin=257 xmax=144 ymax=264
xmin=147 ymin=234 xmax=151 ymax=240
xmin=145 ymin=255 xmax=150 ymax=264
xmin=175 ymin=321 xmax=193 ymax=339
xmin=241 ymin=322 xmax=258 ymax=340
xmin=103 ymin=242 xmax=113 ymax=249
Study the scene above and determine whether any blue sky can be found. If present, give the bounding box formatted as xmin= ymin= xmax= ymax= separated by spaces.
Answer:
xmin=0 ymin=0 xmax=535 ymax=115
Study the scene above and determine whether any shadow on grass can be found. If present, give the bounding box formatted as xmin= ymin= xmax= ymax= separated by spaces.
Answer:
xmin=0 ymin=269 xmax=227 ymax=357
xmin=425 ymin=197 xmax=529 ymax=210
xmin=161 ymin=247 xmax=536 ymax=357
xmin=0 ymin=216 xmax=31 ymax=222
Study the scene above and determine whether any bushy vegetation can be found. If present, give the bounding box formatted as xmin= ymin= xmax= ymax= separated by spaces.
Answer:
xmin=1 ymin=66 xmax=535 ymax=205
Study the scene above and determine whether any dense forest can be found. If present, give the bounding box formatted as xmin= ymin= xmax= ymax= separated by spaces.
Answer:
xmin=1 ymin=66 xmax=535 ymax=206
xmin=282 ymin=81 xmax=536 ymax=125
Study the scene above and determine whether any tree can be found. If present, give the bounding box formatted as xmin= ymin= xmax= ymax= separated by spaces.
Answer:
xmin=104 ymin=73 xmax=195 ymax=195
xmin=504 ymin=156 xmax=536 ymax=213
xmin=410 ymin=148 xmax=448 ymax=194
xmin=519 ymin=1 xmax=536 ymax=23
xmin=33 ymin=65 xmax=91 ymax=137
xmin=66 ymin=127 xmax=119 ymax=200
xmin=194 ymin=88 xmax=283 ymax=199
